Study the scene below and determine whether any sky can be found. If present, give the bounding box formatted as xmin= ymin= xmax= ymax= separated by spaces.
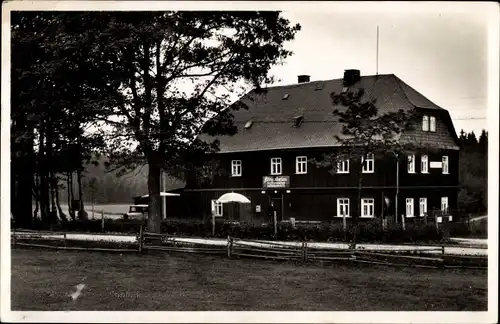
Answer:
xmin=264 ymin=8 xmax=490 ymax=136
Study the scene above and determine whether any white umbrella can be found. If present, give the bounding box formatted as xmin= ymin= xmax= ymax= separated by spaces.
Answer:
xmin=140 ymin=192 xmax=180 ymax=198
xmin=216 ymin=192 xmax=251 ymax=204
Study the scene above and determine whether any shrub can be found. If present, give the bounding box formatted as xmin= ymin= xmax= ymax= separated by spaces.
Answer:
xmin=16 ymin=217 xmax=446 ymax=243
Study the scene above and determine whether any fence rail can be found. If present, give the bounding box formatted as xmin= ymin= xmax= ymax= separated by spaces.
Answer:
xmin=11 ymin=227 xmax=487 ymax=270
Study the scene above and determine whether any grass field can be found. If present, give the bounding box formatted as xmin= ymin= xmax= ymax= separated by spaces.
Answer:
xmin=11 ymin=248 xmax=487 ymax=311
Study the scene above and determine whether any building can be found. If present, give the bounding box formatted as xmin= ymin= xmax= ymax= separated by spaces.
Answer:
xmin=181 ymin=70 xmax=460 ymax=224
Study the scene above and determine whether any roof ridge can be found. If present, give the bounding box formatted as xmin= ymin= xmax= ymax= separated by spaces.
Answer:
xmin=392 ymin=74 xmax=444 ymax=110
xmin=391 ymin=74 xmax=416 ymax=109
xmin=258 ymin=73 xmax=395 ymax=91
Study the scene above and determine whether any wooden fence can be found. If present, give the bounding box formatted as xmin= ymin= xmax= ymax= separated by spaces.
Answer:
xmin=11 ymin=227 xmax=488 ymax=270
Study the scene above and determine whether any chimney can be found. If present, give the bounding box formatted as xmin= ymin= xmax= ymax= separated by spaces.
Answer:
xmin=297 ymin=75 xmax=310 ymax=83
xmin=343 ymin=69 xmax=361 ymax=86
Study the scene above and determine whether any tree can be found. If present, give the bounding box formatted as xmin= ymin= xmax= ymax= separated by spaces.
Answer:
xmin=11 ymin=12 xmax=109 ymax=227
xmin=312 ymin=89 xmax=416 ymax=247
xmin=76 ymin=12 xmax=301 ymax=232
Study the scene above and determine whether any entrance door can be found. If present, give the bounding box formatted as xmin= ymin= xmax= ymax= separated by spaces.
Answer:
xmin=271 ymin=197 xmax=283 ymax=222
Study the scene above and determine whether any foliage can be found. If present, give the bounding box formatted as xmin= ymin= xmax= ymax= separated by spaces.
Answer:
xmin=457 ymin=129 xmax=488 ymax=214
xmin=311 ymin=88 xmax=417 ymax=246
xmin=65 ymin=11 xmax=301 ymax=233
xmin=11 ymin=12 xmax=301 ymax=232
xmin=18 ymin=218 xmax=452 ymax=244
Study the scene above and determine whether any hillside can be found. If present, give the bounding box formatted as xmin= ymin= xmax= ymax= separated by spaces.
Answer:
xmin=58 ymin=156 xmax=185 ymax=204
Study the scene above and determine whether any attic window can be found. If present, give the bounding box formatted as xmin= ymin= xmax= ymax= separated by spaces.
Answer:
xmin=293 ymin=115 xmax=304 ymax=127
xmin=282 ymin=93 xmax=290 ymax=100
xmin=244 ymin=120 xmax=253 ymax=129
xmin=341 ymin=87 xmax=348 ymax=93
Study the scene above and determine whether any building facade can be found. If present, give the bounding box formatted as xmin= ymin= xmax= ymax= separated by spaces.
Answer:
xmin=181 ymin=70 xmax=460 ymax=223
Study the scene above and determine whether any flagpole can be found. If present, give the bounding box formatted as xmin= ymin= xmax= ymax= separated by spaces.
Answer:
xmin=376 ymin=25 xmax=379 ymax=75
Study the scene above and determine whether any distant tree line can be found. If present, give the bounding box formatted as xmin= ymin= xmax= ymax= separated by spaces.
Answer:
xmin=457 ymin=129 xmax=488 ymax=214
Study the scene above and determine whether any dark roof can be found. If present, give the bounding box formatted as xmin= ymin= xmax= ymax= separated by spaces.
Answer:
xmin=203 ymin=74 xmax=456 ymax=153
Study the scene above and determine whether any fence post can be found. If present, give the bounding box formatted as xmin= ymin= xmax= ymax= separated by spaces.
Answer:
xmin=401 ymin=214 xmax=406 ymax=231
xmin=273 ymin=211 xmax=277 ymax=239
xmin=101 ymin=210 xmax=105 ymax=233
xmin=138 ymin=225 xmax=143 ymax=253
xmin=212 ymin=214 xmax=215 ymax=237
xmin=227 ymin=235 xmax=232 ymax=258
xmin=467 ymin=213 xmax=471 ymax=232
xmin=301 ymin=241 xmax=306 ymax=262
xmin=304 ymin=241 xmax=307 ymax=263
xmin=441 ymin=245 xmax=445 ymax=268
xmin=63 ymin=233 xmax=67 ymax=248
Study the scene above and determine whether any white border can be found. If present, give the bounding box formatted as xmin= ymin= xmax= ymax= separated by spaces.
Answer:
xmin=1 ymin=1 xmax=499 ymax=323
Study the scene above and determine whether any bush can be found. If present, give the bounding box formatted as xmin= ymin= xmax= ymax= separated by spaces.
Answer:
xmin=16 ymin=217 xmax=447 ymax=244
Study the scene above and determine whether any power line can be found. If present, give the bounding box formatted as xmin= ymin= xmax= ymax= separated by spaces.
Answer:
xmin=452 ymin=117 xmax=487 ymax=120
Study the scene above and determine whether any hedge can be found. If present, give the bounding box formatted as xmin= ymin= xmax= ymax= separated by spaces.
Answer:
xmin=14 ymin=218 xmax=451 ymax=244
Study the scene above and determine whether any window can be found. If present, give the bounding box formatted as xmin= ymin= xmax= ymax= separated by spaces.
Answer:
xmin=421 ymin=155 xmax=429 ymax=173
xmin=337 ymin=158 xmax=350 ymax=173
xmin=296 ymin=156 xmax=307 ymax=174
xmin=211 ymin=200 xmax=223 ymax=217
xmin=430 ymin=116 xmax=436 ymax=132
xmin=231 ymin=160 xmax=242 ymax=177
xmin=419 ymin=198 xmax=427 ymax=217
xmin=407 ymin=154 xmax=415 ymax=173
xmin=362 ymin=153 xmax=374 ymax=173
xmin=361 ymin=198 xmax=375 ymax=217
xmin=422 ymin=115 xmax=429 ymax=131
xmin=442 ymin=156 xmax=449 ymax=174
xmin=337 ymin=198 xmax=350 ymax=217
xmin=271 ymin=157 xmax=282 ymax=175
xmin=441 ymin=197 xmax=449 ymax=213
xmin=405 ymin=198 xmax=414 ymax=217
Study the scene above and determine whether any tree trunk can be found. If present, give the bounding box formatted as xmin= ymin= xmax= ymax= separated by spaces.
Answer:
xmin=11 ymin=124 xmax=34 ymax=229
xmin=46 ymin=124 xmax=58 ymax=225
xmin=33 ymin=174 xmax=39 ymax=220
xmin=147 ymin=160 xmax=162 ymax=233
xmin=353 ymin=172 xmax=363 ymax=249
xmin=55 ymin=176 xmax=68 ymax=223
xmin=77 ymin=168 xmax=87 ymax=220
xmin=38 ymin=124 xmax=50 ymax=226
xmin=67 ymin=172 xmax=75 ymax=221
xmin=49 ymin=171 xmax=57 ymax=214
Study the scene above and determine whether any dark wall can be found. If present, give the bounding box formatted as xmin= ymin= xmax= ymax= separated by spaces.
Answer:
xmin=186 ymin=148 xmax=459 ymax=190
xmin=179 ymin=186 xmax=458 ymax=223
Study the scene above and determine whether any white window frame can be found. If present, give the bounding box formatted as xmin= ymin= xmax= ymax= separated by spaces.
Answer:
xmin=419 ymin=198 xmax=427 ymax=217
xmin=231 ymin=160 xmax=242 ymax=177
xmin=405 ymin=198 xmax=414 ymax=217
xmin=361 ymin=198 xmax=375 ymax=218
xmin=337 ymin=198 xmax=350 ymax=218
xmin=362 ymin=153 xmax=374 ymax=173
xmin=429 ymin=116 xmax=436 ymax=132
xmin=442 ymin=156 xmax=449 ymax=174
xmin=441 ymin=197 xmax=449 ymax=213
xmin=407 ymin=154 xmax=415 ymax=173
xmin=421 ymin=155 xmax=429 ymax=174
xmin=271 ymin=157 xmax=282 ymax=175
xmin=211 ymin=200 xmax=223 ymax=217
xmin=295 ymin=156 xmax=307 ymax=174
xmin=336 ymin=158 xmax=350 ymax=174
xmin=422 ymin=115 xmax=429 ymax=131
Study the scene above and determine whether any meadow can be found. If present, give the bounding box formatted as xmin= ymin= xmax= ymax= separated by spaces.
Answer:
xmin=11 ymin=248 xmax=487 ymax=311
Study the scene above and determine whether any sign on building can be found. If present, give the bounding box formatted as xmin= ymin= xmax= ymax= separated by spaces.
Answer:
xmin=430 ymin=161 xmax=442 ymax=168
xmin=263 ymin=176 xmax=290 ymax=189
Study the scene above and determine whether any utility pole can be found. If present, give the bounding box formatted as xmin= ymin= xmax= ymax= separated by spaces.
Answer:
xmin=395 ymin=152 xmax=399 ymax=224
xmin=161 ymin=171 xmax=167 ymax=220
